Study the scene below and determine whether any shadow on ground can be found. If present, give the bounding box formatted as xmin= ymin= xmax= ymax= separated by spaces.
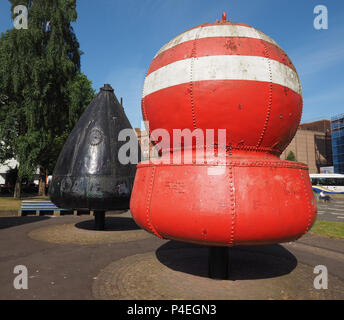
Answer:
xmin=0 ymin=216 xmax=50 ymax=230
xmin=75 ymin=216 xmax=140 ymax=231
xmin=156 ymin=241 xmax=298 ymax=280
xmin=75 ymin=209 xmax=127 ymax=216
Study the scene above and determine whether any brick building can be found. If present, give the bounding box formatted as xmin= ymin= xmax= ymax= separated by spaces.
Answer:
xmin=281 ymin=120 xmax=333 ymax=173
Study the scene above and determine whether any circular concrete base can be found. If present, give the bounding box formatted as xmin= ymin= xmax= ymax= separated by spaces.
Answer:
xmin=28 ymin=217 xmax=152 ymax=245
xmin=92 ymin=245 xmax=344 ymax=300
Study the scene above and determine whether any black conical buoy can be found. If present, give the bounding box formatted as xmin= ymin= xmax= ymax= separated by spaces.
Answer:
xmin=49 ymin=84 xmax=140 ymax=229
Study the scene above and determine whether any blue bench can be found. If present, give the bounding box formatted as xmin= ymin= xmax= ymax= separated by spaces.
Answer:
xmin=18 ymin=200 xmax=73 ymax=216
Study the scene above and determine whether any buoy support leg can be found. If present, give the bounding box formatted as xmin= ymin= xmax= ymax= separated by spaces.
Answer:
xmin=208 ymin=246 xmax=229 ymax=279
xmin=94 ymin=211 xmax=105 ymax=230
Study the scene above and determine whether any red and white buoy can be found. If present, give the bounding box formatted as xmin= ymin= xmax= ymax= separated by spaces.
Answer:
xmin=130 ymin=14 xmax=317 ymax=248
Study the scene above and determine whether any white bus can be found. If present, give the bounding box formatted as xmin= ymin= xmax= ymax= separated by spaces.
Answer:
xmin=310 ymin=173 xmax=344 ymax=195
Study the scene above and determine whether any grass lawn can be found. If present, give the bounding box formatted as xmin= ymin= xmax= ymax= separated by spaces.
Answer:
xmin=0 ymin=196 xmax=50 ymax=210
xmin=310 ymin=220 xmax=344 ymax=240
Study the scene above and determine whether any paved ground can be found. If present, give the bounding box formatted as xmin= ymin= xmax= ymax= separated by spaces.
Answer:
xmin=316 ymin=198 xmax=344 ymax=222
xmin=0 ymin=211 xmax=343 ymax=300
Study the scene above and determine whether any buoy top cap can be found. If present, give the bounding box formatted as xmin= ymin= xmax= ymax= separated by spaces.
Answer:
xmin=101 ymin=84 xmax=114 ymax=91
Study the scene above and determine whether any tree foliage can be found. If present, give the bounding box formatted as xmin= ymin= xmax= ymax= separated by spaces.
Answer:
xmin=5 ymin=166 xmax=18 ymax=187
xmin=286 ymin=151 xmax=296 ymax=161
xmin=0 ymin=0 xmax=95 ymax=185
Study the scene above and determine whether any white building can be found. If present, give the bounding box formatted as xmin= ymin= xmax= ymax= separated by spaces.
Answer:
xmin=0 ymin=158 xmax=19 ymax=184
xmin=0 ymin=158 xmax=40 ymax=185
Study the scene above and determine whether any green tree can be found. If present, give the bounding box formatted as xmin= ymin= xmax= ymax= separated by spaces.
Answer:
xmin=0 ymin=0 xmax=95 ymax=198
xmin=286 ymin=151 xmax=296 ymax=161
xmin=37 ymin=73 xmax=95 ymax=196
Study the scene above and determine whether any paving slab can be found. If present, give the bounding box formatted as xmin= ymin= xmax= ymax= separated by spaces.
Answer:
xmin=316 ymin=199 xmax=344 ymax=222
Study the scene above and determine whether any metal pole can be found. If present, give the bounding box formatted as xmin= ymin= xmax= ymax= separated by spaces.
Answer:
xmin=94 ymin=211 xmax=105 ymax=230
xmin=208 ymin=246 xmax=229 ymax=279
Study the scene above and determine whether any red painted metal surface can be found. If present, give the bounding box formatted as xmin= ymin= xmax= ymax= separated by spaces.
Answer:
xmin=130 ymin=16 xmax=317 ymax=246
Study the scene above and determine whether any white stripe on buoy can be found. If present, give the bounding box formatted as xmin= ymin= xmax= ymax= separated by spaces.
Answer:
xmin=154 ymin=25 xmax=279 ymax=58
xmin=143 ymin=55 xmax=301 ymax=98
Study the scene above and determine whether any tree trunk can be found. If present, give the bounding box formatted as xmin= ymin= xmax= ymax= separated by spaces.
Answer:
xmin=38 ymin=177 xmax=46 ymax=196
xmin=38 ymin=169 xmax=46 ymax=196
xmin=13 ymin=177 xmax=21 ymax=199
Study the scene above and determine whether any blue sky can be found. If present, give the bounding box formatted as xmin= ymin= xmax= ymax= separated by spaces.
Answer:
xmin=0 ymin=0 xmax=343 ymax=129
